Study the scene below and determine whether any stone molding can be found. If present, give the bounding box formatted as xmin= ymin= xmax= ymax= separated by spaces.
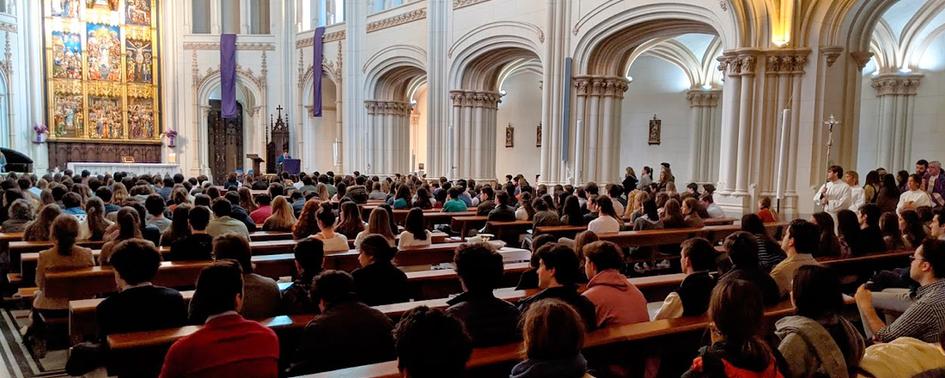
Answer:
xmin=367 ymin=9 xmax=426 ymax=33
xmin=448 ymin=90 xmax=501 ymax=109
xmin=0 ymin=21 xmax=15 ymax=34
xmin=573 ymin=76 xmax=630 ymax=98
xmin=365 ymin=100 xmax=412 ymax=116
xmin=296 ymin=30 xmax=346 ymax=49
xmin=686 ymin=89 xmax=721 ymax=107
xmin=871 ymin=73 xmax=923 ymax=96
xmin=453 ymin=0 xmax=490 ymax=10
xmin=183 ymin=42 xmax=275 ymax=51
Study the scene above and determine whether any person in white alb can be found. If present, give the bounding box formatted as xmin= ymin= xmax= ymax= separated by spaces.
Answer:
xmin=814 ymin=165 xmax=852 ymax=218
xmin=845 ymin=170 xmax=865 ymax=211
xmin=897 ymin=173 xmax=932 ymax=214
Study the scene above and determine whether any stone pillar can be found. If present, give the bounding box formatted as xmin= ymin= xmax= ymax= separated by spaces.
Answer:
xmin=449 ymin=90 xmax=500 ymax=180
xmin=572 ymin=76 xmax=628 ymax=184
xmin=870 ymin=73 xmax=922 ymax=172
xmin=686 ymin=89 xmax=721 ymax=184
xmin=365 ymin=100 xmax=411 ymax=176
xmin=426 ymin=0 xmax=450 ymax=177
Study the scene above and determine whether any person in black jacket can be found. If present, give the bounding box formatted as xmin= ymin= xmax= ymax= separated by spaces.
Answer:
xmin=654 ymin=237 xmax=718 ymax=319
xmin=287 ymin=270 xmax=395 ymax=375
xmin=517 ymin=243 xmax=597 ymax=330
xmin=857 ymin=203 xmax=887 ymax=254
xmin=351 ymin=234 xmax=409 ymax=305
xmin=167 ymin=205 xmax=213 ymax=261
xmin=718 ymin=232 xmax=781 ymax=306
xmin=96 ymin=239 xmax=187 ymax=376
xmin=224 ymin=191 xmax=258 ymax=232
xmin=446 ymin=243 xmax=521 ymax=347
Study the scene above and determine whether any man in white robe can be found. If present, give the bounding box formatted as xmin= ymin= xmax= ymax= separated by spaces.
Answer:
xmin=814 ymin=165 xmax=852 ymax=218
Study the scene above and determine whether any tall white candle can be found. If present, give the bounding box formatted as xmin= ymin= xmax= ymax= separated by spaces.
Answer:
xmin=775 ymin=109 xmax=791 ymax=200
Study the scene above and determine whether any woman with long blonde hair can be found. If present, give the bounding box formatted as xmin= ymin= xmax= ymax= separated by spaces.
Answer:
xmin=353 ymin=207 xmax=396 ymax=248
xmin=111 ymin=183 xmax=129 ymax=205
xmin=313 ymin=183 xmax=329 ymax=201
xmin=292 ymin=199 xmax=321 ymax=240
xmin=263 ymin=196 xmax=297 ymax=232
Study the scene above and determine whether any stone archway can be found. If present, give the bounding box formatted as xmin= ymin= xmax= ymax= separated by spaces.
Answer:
xmin=448 ymin=45 xmax=542 ymax=181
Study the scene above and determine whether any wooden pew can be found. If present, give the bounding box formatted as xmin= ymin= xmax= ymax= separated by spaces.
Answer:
xmin=106 ymin=296 xmax=796 ymax=378
xmin=8 ymin=240 xmax=106 ymax=275
xmin=309 ymin=300 xmax=796 ymax=378
xmin=248 ymin=231 xmax=293 ymax=242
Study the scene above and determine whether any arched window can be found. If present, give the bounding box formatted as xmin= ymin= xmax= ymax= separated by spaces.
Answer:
xmin=192 ymin=0 xmax=211 ymax=33
xmin=249 ymin=0 xmax=270 ymax=34
xmin=301 ymin=0 xmax=344 ymax=31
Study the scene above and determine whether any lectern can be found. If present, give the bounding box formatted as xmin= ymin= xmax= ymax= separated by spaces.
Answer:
xmin=246 ymin=154 xmax=264 ymax=177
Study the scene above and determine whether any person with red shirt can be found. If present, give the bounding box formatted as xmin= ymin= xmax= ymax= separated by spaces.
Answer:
xmin=159 ymin=261 xmax=279 ymax=378
xmin=249 ymin=194 xmax=274 ymax=225
xmin=757 ymin=196 xmax=778 ymax=223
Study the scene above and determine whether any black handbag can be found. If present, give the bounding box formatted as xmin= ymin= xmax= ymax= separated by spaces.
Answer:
xmin=65 ymin=342 xmax=105 ymax=376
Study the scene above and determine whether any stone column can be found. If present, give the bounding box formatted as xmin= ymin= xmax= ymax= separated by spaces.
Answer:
xmin=449 ymin=90 xmax=500 ymax=180
xmin=870 ymin=73 xmax=922 ymax=172
xmin=426 ymin=0 xmax=450 ymax=177
xmin=572 ymin=76 xmax=628 ymax=184
xmin=365 ymin=100 xmax=411 ymax=176
xmin=686 ymin=89 xmax=721 ymax=184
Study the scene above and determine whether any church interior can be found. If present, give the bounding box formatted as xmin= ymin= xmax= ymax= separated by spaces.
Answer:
xmin=0 ymin=0 xmax=941 ymax=376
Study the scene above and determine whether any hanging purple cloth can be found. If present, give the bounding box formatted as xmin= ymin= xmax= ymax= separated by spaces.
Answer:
xmin=312 ymin=27 xmax=325 ymax=117
xmin=220 ymin=34 xmax=238 ymax=119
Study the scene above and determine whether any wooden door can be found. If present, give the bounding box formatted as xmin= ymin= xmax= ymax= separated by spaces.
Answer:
xmin=208 ymin=99 xmax=243 ymax=185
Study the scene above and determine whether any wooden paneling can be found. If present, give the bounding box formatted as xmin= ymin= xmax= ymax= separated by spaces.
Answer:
xmin=47 ymin=141 xmax=161 ymax=171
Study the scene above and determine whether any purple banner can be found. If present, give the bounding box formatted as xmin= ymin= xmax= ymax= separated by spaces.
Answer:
xmin=220 ymin=34 xmax=238 ymax=118
xmin=312 ymin=27 xmax=325 ymax=117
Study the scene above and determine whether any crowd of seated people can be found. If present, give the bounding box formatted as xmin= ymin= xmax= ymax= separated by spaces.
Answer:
xmin=1 ymin=164 xmax=944 ymax=377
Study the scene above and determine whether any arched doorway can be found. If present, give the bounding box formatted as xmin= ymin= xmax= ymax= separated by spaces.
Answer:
xmin=208 ymin=99 xmax=243 ymax=185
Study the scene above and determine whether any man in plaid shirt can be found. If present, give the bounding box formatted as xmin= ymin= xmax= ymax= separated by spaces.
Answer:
xmin=855 ymin=238 xmax=945 ymax=343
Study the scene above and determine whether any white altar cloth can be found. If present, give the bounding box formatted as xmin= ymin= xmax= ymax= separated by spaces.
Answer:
xmin=66 ymin=162 xmax=181 ymax=177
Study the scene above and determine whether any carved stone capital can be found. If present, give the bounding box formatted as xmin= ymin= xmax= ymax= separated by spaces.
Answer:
xmin=574 ymin=76 xmax=629 ymax=98
xmin=717 ymin=53 xmax=739 ymax=77
xmin=686 ymin=90 xmax=721 ymax=107
xmin=448 ymin=90 xmax=500 ymax=109
xmin=871 ymin=73 xmax=923 ymax=96
xmin=821 ymin=46 xmax=843 ymax=67
xmin=365 ymin=100 xmax=412 ymax=116
xmin=764 ymin=49 xmax=810 ymax=74
xmin=850 ymin=51 xmax=874 ymax=71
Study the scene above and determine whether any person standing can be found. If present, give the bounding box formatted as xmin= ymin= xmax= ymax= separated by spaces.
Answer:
xmin=924 ymin=161 xmax=945 ymax=207
xmin=814 ymin=165 xmax=852 ymax=219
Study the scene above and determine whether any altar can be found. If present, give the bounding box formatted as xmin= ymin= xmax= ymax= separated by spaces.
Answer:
xmin=66 ymin=162 xmax=181 ymax=177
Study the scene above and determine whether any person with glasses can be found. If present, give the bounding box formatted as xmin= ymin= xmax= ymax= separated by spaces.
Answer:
xmin=855 ymin=239 xmax=945 ymax=342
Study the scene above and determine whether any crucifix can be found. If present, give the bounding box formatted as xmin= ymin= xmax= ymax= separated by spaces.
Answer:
xmin=819 ymin=114 xmax=840 ymax=201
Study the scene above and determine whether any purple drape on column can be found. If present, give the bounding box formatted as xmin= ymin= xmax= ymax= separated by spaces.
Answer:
xmin=220 ymin=34 xmax=238 ymax=119
xmin=312 ymin=27 xmax=325 ymax=117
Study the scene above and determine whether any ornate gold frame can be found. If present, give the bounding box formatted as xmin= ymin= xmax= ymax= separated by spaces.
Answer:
xmin=42 ymin=0 xmax=161 ymax=143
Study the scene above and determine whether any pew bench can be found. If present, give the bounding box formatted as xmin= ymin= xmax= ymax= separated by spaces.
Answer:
xmin=106 ymin=297 xmax=796 ymax=378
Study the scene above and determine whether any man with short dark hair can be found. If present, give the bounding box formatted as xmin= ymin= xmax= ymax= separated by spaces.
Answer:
xmin=212 ymin=233 xmax=280 ymax=321
xmin=249 ymin=194 xmax=272 ymax=224
xmin=931 ymin=208 xmax=945 ymax=240
xmin=654 ymin=237 xmax=718 ymax=319
xmin=160 ymin=261 xmax=280 ymax=378
xmin=446 ymin=243 xmax=521 ymax=346
xmin=97 ymin=239 xmax=186 ymax=376
xmin=393 ymin=306 xmax=472 ymax=378
xmin=207 ymin=198 xmax=249 ymax=238
xmin=858 ymin=203 xmax=887 ymax=254
xmin=287 ymin=270 xmax=395 ymax=375
xmin=856 ymin=239 xmax=945 ymax=342
xmin=916 ymin=159 xmax=930 ymax=177
xmin=442 ymin=187 xmax=468 ymax=212
xmin=145 ymin=193 xmax=171 ymax=232
xmin=581 ymin=240 xmax=648 ymax=327
xmin=96 ymin=186 xmax=119 ymax=214
xmin=476 ymin=185 xmax=495 ymax=215
xmin=770 ymin=219 xmax=823 ymax=297
xmin=814 ymin=165 xmax=852 ymax=218
xmin=517 ymin=243 xmax=597 ymax=329
xmin=168 ymin=206 xmax=213 ymax=261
